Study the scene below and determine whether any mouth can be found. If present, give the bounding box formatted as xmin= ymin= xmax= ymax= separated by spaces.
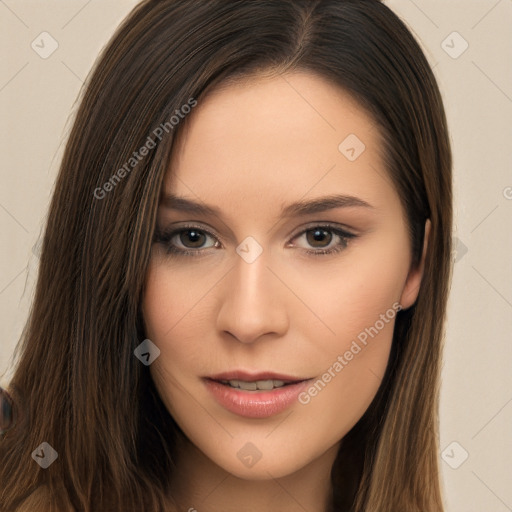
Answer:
xmin=206 ymin=371 xmax=308 ymax=390
xmin=215 ymin=378 xmax=294 ymax=391
xmin=203 ymin=371 xmax=312 ymax=418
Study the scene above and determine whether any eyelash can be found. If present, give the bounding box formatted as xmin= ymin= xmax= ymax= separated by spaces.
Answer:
xmin=153 ymin=223 xmax=357 ymax=258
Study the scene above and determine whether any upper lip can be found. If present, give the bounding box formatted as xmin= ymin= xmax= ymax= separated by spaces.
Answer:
xmin=206 ymin=370 xmax=310 ymax=383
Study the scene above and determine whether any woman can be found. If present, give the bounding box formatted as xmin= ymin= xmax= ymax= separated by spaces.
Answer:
xmin=0 ymin=0 xmax=452 ymax=510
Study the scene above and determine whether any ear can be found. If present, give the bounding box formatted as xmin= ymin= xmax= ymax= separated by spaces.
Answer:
xmin=399 ymin=219 xmax=431 ymax=310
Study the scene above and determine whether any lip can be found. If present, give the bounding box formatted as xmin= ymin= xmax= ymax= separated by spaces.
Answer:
xmin=203 ymin=371 xmax=312 ymax=419
xmin=207 ymin=370 xmax=308 ymax=382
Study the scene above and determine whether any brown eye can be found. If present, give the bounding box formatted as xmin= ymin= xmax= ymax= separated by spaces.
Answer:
xmin=153 ymin=225 xmax=220 ymax=257
xmin=179 ymin=229 xmax=208 ymax=248
xmin=305 ymin=228 xmax=333 ymax=248
xmin=291 ymin=224 xmax=356 ymax=256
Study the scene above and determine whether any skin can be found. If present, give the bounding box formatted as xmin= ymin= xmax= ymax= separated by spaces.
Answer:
xmin=142 ymin=70 xmax=430 ymax=512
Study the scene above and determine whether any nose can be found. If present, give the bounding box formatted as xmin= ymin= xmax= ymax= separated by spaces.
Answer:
xmin=215 ymin=247 xmax=289 ymax=344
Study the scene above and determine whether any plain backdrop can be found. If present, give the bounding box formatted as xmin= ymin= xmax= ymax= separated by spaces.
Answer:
xmin=0 ymin=1 xmax=511 ymax=511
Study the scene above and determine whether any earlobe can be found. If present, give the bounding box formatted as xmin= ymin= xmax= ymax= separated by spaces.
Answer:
xmin=399 ymin=219 xmax=431 ymax=310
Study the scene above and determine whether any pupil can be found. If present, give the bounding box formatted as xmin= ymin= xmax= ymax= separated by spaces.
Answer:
xmin=182 ymin=229 xmax=204 ymax=248
xmin=308 ymin=228 xmax=332 ymax=247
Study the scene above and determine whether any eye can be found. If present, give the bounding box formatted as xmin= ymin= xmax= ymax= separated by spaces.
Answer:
xmin=153 ymin=223 xmax=356 ymax=258
xmin=153 ymin=224 xmax=219 ymax=257
xmin=289 ymin=224 xmax=356 ymax=256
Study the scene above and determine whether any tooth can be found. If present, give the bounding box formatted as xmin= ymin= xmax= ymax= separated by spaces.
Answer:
xmin=256 ymin=379 xmax=274 ymax=390
xmin=224 ymin=379 xmax=290 ymax=390
xmin=237 ymin=381 xmax=258 ymax=391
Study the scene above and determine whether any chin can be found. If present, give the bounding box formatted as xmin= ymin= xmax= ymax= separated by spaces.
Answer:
xmin=214 ymin=452 xmax=308 ymax=481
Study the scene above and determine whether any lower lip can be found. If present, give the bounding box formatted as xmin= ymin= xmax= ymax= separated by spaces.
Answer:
xmin=203 ymin=379 xmax=311 ymax=419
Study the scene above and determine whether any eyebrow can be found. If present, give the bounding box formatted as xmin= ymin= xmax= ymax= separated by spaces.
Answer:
xmin=160 ymin=193 xmax=374 ymax=218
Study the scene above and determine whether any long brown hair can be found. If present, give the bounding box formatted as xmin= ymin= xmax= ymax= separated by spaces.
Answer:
xmin=0 ymin=1 xmax=452 ymax=510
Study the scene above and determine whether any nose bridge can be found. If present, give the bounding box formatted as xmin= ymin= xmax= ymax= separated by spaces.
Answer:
xmin=216 ymin=239 xmax=288 ymax=343
xmin=231 ymin=243 xmax=276 ymax=315
xmin=231 ymin=235 xmax=271 ymax=301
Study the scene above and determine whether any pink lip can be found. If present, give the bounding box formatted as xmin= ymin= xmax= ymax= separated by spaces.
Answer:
xmin=203 ymin=372 xmax=312 ymax=419
xmin=207 ymin=370 xmax=308 ymax=382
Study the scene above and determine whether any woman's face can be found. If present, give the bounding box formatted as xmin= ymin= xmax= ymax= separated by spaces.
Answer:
xmin=142 ymin=71 xmax=427 ymax=481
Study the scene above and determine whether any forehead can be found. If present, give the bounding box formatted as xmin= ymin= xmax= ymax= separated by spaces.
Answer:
xmin=164 ymin=71 xmax=397 ymax=218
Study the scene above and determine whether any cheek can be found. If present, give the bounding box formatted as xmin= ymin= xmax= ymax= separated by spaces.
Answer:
xmin=142 ymin=261 xmax=193 ymax=374
xmin=291 ymin=227 xmax=410 ymax=349
xmin=289 ymin=231 xmax=408 ymax=422
xmin=142 ymin=256 xmax=210 ymax=344
xmin=142 ymin=259 xmax=219 ymax=399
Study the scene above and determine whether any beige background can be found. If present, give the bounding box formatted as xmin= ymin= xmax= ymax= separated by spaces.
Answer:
xmin=1 ymin=1 xmax=511 ymax=510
